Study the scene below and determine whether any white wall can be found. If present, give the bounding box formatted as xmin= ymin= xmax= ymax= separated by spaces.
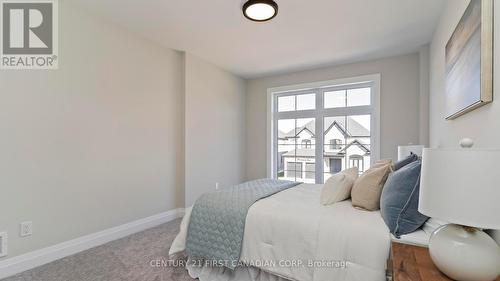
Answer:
xmin=0 ymin=2 xmax=185 ymax=259
xmin=430 ymin=0 xmax=500 ymax=149
xmin=245 ymin=53 xmax=423 ymax=180
xmin=184 ymin=54 xmax=246 ymax=206
xmin=429 ymin=0 xmax=500 ymax=243
xmin=419 ymin=46 xmax=431 ymax=146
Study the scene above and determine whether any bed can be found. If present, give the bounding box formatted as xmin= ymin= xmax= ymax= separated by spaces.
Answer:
xmin=170 ymin=183 xmax=395 ymax=281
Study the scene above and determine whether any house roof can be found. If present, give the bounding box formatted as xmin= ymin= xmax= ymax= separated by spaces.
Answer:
xmin=339 ymin=140 xmax=371 ymax=154
xmin=282 ymin=139 xmax=370 ymax=158
xmin=278 ymin=117 xmax=369 ymax=139
xmin=282 ymin=148 xmax=315 ymax=157
xmin=324 ymin=118 xmax=370 ymax=137
xmin=279 ymin=122 xmax=315 ymax=139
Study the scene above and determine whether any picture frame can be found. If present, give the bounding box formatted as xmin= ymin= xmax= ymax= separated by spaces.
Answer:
xmin=445 ymin=0 xmax=493 ymax=120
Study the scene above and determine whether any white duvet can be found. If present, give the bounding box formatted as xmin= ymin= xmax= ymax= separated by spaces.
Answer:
xmin=170 ymin=184 xmax=390 ymax=281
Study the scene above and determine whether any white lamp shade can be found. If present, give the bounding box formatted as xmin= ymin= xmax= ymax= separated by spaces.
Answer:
xmin=398 ymin=145 xmax=424 ymax=160
xmin=419 ymin=148 xmax=500 ymax=229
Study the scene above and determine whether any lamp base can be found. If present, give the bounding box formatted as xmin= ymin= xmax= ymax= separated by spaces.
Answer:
xmin=429 ymin=224 xmax=500 ymax=281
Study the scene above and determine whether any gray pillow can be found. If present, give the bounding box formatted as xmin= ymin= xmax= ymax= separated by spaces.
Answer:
xmin=380 ymin=160 xmax=428 ymax=237
xmin=393 ymin=153 xmax=418 ymax=171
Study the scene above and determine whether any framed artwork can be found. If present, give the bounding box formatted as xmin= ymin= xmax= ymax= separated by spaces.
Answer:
xmin=445 ymin=0 xmax=493 ymax=120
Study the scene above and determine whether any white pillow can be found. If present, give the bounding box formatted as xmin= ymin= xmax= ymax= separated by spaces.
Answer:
xmin=320 ymin=167 xmax=359 ymax=205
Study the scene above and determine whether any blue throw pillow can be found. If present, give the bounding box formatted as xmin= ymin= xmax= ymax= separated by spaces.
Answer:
xmin=380 ymin=160 xmax=429 ymax=237
xmin=393 ymin=153 xmax=418 ymax=171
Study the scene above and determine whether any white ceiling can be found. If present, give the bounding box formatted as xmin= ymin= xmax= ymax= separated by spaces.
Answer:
xmin=72 ymin=0 xmax=446 ymax=79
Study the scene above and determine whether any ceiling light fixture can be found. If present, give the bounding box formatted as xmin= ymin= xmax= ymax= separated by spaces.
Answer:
xmin=242 ymin=0 xmax=278 ymax=22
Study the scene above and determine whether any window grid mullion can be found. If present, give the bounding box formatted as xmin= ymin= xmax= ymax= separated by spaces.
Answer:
xmin=274 ymin=81 xmax=374 ymax=184
xmin=315 ymin=89 xmax=324 ymax=184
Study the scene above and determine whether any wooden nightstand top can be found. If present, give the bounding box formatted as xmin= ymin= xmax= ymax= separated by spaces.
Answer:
xmin=391 ymin=242 xmax=500 ymax=281
xmin=391 ymin=242 xmax=452 ymax=281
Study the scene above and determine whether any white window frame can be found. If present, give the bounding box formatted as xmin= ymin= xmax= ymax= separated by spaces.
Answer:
xmin=266 ymin=74 xmax=381 ymax=182
xmin=301 ymin=139 xmax=312 ymax=148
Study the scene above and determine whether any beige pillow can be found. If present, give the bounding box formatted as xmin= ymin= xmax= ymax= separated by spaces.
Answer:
xmin=351 ymin=160 xmax=393 ymax=211
xmin=320 ymin=167 xmax=359 ymax=205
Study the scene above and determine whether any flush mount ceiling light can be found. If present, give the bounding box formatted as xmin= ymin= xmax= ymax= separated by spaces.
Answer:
xmin=243 ymin=0 xmax=278 ymax=22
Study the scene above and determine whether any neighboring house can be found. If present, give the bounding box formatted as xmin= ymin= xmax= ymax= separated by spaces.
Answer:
xmin=278 ymin=117 xmax=371 ymax=183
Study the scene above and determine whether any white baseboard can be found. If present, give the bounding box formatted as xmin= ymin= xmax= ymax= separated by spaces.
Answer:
xmin=0 ymin=208 xmax=185 ymax=279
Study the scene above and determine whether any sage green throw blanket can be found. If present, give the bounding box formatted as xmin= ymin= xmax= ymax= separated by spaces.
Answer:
xmin=186 ymin=179 xmax=299 ymax=269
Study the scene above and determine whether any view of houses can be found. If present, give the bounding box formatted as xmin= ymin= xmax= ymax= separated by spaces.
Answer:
xmin=277 ymin=115 xmax=371 ymax=183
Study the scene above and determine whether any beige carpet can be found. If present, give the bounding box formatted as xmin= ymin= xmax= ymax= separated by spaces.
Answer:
xmin=2 ymin=218 xmax=195 ymax=281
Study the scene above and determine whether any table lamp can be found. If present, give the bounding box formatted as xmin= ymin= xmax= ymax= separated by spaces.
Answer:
xmin=419 ymin=138 xmax=500 ymax=281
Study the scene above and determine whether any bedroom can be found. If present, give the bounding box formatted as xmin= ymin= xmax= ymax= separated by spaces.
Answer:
xmin=0 ymin=0 xmax=499 ymax=281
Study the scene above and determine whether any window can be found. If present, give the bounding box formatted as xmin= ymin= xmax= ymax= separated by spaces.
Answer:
xmin=305 ymin=163 xmax=315 ymax=179
xmin=285 ymin=162 xmax=303 ymax=179
xmin=324 ymin=87 xmax=371 ymax=108
xmin=270 ymin=75 xmax=379 ymax=184
xmin=324 ymin=115 xmax=371 ymax=180
xmin=302 ymin=139 xmax=312 ymax=148
xmin=330 ymin=139 xmax=342 ymax=150
xmin=278 ymin=93 xmax=315 ymax=112
xmin=349 ymin=155 xmax=364 ymax=171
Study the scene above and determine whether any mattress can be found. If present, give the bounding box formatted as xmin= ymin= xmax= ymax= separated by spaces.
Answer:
xmin=170 ymin=183 xmax=391 ymax=281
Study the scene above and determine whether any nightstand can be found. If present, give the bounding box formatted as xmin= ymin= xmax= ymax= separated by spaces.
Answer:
xmin=389 ymin=241 xmax=450 ymax=281
xmin=389 ymin=241 xmax=500 ymax=281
